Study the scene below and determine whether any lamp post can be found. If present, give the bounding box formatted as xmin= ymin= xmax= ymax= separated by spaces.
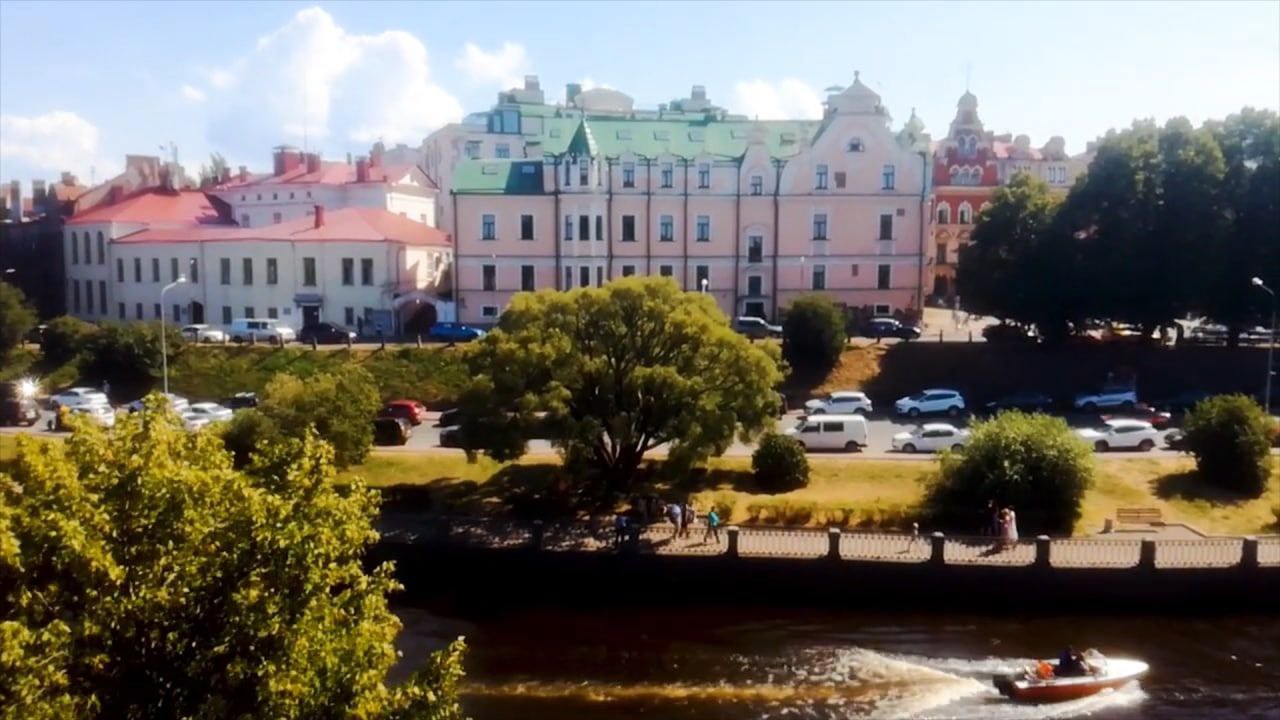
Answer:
xmin=700 ymin=277 xmax=708 ymax=294
xmin=160 ymin=275 xmax=187 ymax=395
xmin=1253 ymin=277 xmax=1276 ymax=417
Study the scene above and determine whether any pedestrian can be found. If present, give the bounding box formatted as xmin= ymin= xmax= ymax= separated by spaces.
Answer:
xmin=906 ymin=521 xmax=920 ymax=550
xmin=1006 ymin=505 xmax=1019 ymax=545
xmin=667 ymin=502 xmax=682 ymax=537
xmin=987 ymin=500 xmax=1000 ymax=537
xmin=356 ymin=316 xmax=364 ymax=336
xmin=704 ymin=506 xmax=721 ymax=544
xmin=613 ymin=512 xmax=628 ymax=549
xmin=682 ymin=500 xmax=696 ymax=538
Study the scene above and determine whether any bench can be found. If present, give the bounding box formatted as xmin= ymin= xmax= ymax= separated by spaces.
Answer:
xmin=1114 ymin=507 xmax=1164 ymax=526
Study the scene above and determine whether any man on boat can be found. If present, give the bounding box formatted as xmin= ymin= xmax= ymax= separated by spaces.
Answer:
xmin=1056 ymin=646 xmax=1090 ymax=677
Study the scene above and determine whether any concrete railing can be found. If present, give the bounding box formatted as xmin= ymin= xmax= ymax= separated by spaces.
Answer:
xmin=377 ymin=516 xmax=1277 ymax=571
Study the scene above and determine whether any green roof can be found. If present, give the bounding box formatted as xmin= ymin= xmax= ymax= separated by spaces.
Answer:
xmin=453 ymin=160 xmax=545 ymax=194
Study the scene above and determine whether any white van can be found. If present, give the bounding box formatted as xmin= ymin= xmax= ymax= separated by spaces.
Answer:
xmin=784 ymin=414 xmax=869 ymax=452
xmin=227 ymin=318 xmax=296 ymax=345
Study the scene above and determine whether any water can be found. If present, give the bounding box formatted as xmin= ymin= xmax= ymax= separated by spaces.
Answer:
xmin=395 ymin=605 xmax=1280 ymax=719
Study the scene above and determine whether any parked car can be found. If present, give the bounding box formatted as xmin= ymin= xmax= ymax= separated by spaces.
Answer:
xmin=56 ymin=403 xmax=116 ymax=430
xmin=373 ymin=417 xmax=413 ymax=446
xmin=180 ymin=323 xmax=228 ymax=343
xmin=227 ymin=318 xmax=296 ymax=345
xmin=1188 ymin=324 xmax=1228 ymax=345
xmin=299 ymin=322 xmax=356 ymax=345
xmin=983 ymin=391 xmax=1054 ymax=414
xmin=126 ymin=393 xmax=190 ymax=414
xmin=221 ymin=392 xmax=259 ymax=409
xmin=1164 ymin=428 xmax=1189 ymax=452
xmin=1072 ymin=386 xmax=1138 ymax=412
xmin=438 ymin=407 xmax=462 ymax=427
xmin=439 ymin=425 xmax=464 ymax=448
xmin=0 ymin=380 xmax=40 ymax=426
xmin=982 ymin=323 xmax=1037 ymax=343
xmin=894 ymin=389 xmax=966 ymax=418
xmin=862 ymin=317 xmax=922 ymax=341
xmin=379 ymin=400 xmax=427 ymax=426
xmin=733 ymin=316 xmax=783 ymax=340
xmin=427 ymin=322 xmax=486 ymax=343
xmin=185 ymin=402 xmax=234 ymax=423
xmin=180 ymin=412 xmax=212 ymax=432
xmin=891 ymin=423 xmax=970 ymax=453
xmin=1076 ymin=419 xmax=1160 ymax=452
xmin=805 ymin=390 xmax=873 ymax=415
xmin=1150 ymin=390 xmax=1214 ymax=413
xmin=784 ymin=414 xmax=868 ymax=451
xmin=50 ymin=387 xmax=109 ymax=410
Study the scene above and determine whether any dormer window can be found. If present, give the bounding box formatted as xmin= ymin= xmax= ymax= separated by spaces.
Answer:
xmin=847 ymin=138 xmax=864 ymax=152
xmin=814 ymin=164 xmax=829 ymax=190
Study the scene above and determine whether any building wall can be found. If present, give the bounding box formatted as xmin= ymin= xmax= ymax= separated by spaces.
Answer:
xmin=217 ymin=178 xmax=438 ymax=230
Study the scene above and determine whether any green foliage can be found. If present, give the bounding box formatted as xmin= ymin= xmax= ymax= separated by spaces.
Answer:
xmin=751 ymin=432 xmax=810 ymax=492
xmin=257 ymin=365 xmax=382 ymax=468
xmin=0 ymin=281 xmax=37 ymax=357
xmin=0 ymin=397 xmax=466 ymax=720
xmin=1182 ymin=394 xmax=1272 ymax=496
xmin=923 ymin=411 xmax=1093 ymax=535
xmin=463 ymin=277 xmax=784 ymax=488
xmin=39 ymin=315 xmax=94 ymax=368
xmin=781 ymin=294 xmax=847 ymax=379
xmin=79 ymin=322 xmax=182 ymax=392
xmin=216 ymin=408 xmax=281 ymax=468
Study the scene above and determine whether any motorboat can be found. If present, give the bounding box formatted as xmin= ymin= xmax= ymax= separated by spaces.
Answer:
xmin=994 ymin=652 xmax=1147 ymax=703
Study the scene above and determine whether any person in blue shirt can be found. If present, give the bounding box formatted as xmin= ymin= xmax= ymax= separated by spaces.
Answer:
xmin=703 ymin=507 xmax=721 ymax=543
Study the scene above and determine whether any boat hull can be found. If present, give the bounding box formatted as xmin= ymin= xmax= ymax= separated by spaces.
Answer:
xmin=994 ymin=658 xmax=1148 ymax=704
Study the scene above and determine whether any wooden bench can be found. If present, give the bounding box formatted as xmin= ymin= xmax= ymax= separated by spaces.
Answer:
xmin=1115 ymin=507 xmax=1164 ymax=526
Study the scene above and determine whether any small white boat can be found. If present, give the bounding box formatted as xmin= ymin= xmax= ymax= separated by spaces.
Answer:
xmin=994 ymin=653 xmax=1147 ymax=703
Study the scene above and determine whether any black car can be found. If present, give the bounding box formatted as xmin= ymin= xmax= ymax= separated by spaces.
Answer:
xmin=1151 ymin=390 xmax=1214 ymax=413
xmin=373 ymin=417 xmax=412 ymax=445
xmin=299 ymin=322 xmax=356 ymax=345
xmin=221 ymin=392 xmax=259 ymax=409
xmin=983 ymin=391 xmax=1054 ymax=414
xmin=439 ymin=425 xmax=465 ymax=448
xmin=862 ymin=317 xmax=922 ymax=340
xmin=982 ymin=323 xmax=1037 ymax=343
xmin=438 ymin=407 xmax=462 ymax=427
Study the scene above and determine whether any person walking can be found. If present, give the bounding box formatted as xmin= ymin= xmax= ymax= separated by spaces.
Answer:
xmin=681 ymin=500 xmax=696 ymax=538
xmin=1007 ymin=505 xmax=1019 ymax=545
xmin=667 ymin=502 xmax=682 ymax=538
xmin=704 ymin=506 xmax=721 ymax=544
xmin=613 ymin=512 xmax=628 ymax=549
xmin=906 ymin=521 xmax=920 ymax=550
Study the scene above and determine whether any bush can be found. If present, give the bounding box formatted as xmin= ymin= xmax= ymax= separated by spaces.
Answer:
xmin=1182 ymin=394 xmax=1272 ymax=496
xmin=80 ymin=321 xmax=183 ymax=394
xmin=923 ymin=411 xmax=1093 ymax=535
xmin=256 ymin=365 xmax=382 ymax=468
xmin=751 ymin=432 xmax=810 ymax=492
xmin=217 ymin=408 xmax=281 ymax=468
xmin=0 ymin=281 xmax=37 ymax=357
xmin=39 ymin=315 xmax=96 ymax=368
xmin=782 ymin=294 xmax=846 ymax=380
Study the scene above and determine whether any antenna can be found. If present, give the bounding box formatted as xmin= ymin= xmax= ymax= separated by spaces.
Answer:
xmin=964 ymin=62 xmax=973 ymax=92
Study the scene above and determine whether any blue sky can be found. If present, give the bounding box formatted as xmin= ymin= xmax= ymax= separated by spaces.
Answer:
xmin=1 ymin=0 xmax=1277 ymax=186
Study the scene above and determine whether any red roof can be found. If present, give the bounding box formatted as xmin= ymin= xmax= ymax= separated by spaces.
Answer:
xmin=218 ymin=162 xmax=434 ymax=189
xmin=66 ymin=189 xmax=231 ymax=227
xmin=114 ymin=207 xmax=450 ymax=247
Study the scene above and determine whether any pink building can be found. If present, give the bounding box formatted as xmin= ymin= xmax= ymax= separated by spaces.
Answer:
xmin=450 ymin=74 xmax=931 ymax=324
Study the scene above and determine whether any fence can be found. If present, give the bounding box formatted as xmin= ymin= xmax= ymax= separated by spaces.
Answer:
xmin=379 ymin=516 xmax=1279 ymax=571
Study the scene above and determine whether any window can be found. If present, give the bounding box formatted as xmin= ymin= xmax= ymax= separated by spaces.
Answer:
xmin=579 ymin=266 xmax=590 ymax=288
xmin=267 ymin=307 xmax=278 ymax=320
xmin=221 ymin=306 xmax=231 ymax=324
xmin=84 ymin=280 xmax=93 ymax=313
xmin=172 ymin=303 xmax=181 ymax=322
xmin=520 ymin=214 xmax=534 ymax=240
xmin=595 ymin=215 xmax=603 ymax=241
xmin=243 ymin=306 xmax=254 ymax=319
xmin=579 ymin=161 xmax=589 ymax=185
xmin=361 ymin=258 xmax=373 ymax=286
xmin=815 ymin=164 xmax=829 ymax=190
xmin=579 ymin=215 xmax=590 ymax=242
xmin=481 ymin=306 xmax=498 ymax=318
xmin=266 ymin=258 xmax=278 ymax=285
xmin=660 ymin=163 xmax=674 ymax=188
xmin=834 ymin=171 xmax=846 ymax=189
xmin=70 ymin=232 xmax=78 ymax=264
xmin=563 ymin=266 xmax=572 ymax=289
xmin=170 ymin=257 xmax=179 ymax=282
xmin=695 ymin=265 xmax=709 ymax=290
xmin=812 ymin=264 xmax=826 ymax=290
xmin=96 ymin=282 xmax=105 ymax=313
xmin=847 ymin=138 xmax=864 ymax=152
xmin=342 ymin=258 xmax=354 ymax=285
xmin=877 ymin=264 xmax=891 ymax=289
xmin=151 ymin=258 xmax=160 ymax=282
xmin=659 ymin=215 xmax=674 ymax=242
xmin=133 ymin=302 xmax=142 ymax=320
xmin=153 ymin=303 xmax=161 ymax=319
xmin=696 ymin=216 xmax=710 ymax=242
xmin=750 ymin=175 xmax=763 ymax=195
xmin=344 ymin=307 xmax=355 ymax=326
xmin=622 ymin=162 xmax=635 ymax=188
xmin=189 ymin=258 xmax=198 ymax=284
xmin=563 ymin=161 xmax=572 ymax=187
xmin=958 ymin=203 xmax=972 ymax=224
xmin=748 ymin=235 xmax=763 ymax=263
xmin=96 ymin=232 xmax=105 ymax=264
xmin=116 ymin=258 xmax=124 ymax=282
xmin=879 ymin=213 xmax=893 ymax=240
xmin=464 ymin=141 xmax=480 ymax=159
xmin=521 ymin=264 xmax=535 ymax=291
xmin=937 ymin=243 xmax=949 ymax=265
xmin=272 ymin=212 xmax=282 ymax=225
xmin=621 ymin=265 xmax=636 ymax=277
xmin=238 ymin=257 xmax=251 ymax=286
xmin=813 ymin=214 xmax=828 ymax=240
xmin=118 ymin=302 xmax=125 ymax=320
xmin=83 ymin=235 xmax=91 ymax=265
xmin=135 ymin=258 xmax=143 ymax=283
xmin=937 ymin=204 xmax=950 ymax=224
xmin=272 ymin=193 xmax=278 ymax=201
xmin=564 ymin=215 xmax=573 ymax=241
xmin=882 ymin=164 xmax=896 ymax=190
xmin=303 ymin=257 xmax=316 ymax=287
xmin=851 ymin=264 xmax=860 ymax=277
xmin=659 ymin=265 xmax=673 ymax=277
xmin=747 ymin=275 xmax=763 ymax=296
xmin=622 ymin=215 xmax=636 ymax=242
xmin=697 ymin=163 xmax=710 ymax=188
xmin=495 ymin=143 xmax=510 ymax=159
xmin=482 ymin=264 xmax=496 ymax=292
xmin=481 ymin=214 xmax=496 ymax=240
xmin=596 ymin=266 xmax=604 ymax=287
xmin=240 ymin=214 xmax=250 ymax=227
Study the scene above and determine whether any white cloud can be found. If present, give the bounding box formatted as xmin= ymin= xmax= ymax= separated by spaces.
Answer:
xmin=0 ymin=111 xmax=109 ymax=180
xmin=180 ymin=84 xmax=207 ymax=102
xmin=580 ymin=77 xmax=613 ymax=92
xmin=454 ymin=41 xmax=530 ymax=90
xmin=204 ymin=7 xmax=464 ymax=155
xmin=732 ymin=79 xmax=824 ymax=120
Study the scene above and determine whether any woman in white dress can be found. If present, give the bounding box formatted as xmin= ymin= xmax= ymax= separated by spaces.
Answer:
xmin=1005 ymin=506 xmax=1019 ymax=545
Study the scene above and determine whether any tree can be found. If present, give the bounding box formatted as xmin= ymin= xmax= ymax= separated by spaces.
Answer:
xmin=0 ymin=397 xmax=466 ymax=720
xmin=78 ymin=322 xmax=183 ymax=394
xmin=1182 ymin=394 xmax=1272 ymax=496
xmin=0 ymin=281 xmax=37 ymax=357
xmin=922 ymin=411 xmax=1093 ymax=535
xmin=462 ymin=277 xmax=783 ymax=489
xmin=751 ymin=432 xmax=809 ymax=492
xmin=38 ymin=315 xmax=96 ymax=368
xmin=256 ymin=365 xmax=382 ymax=468
xmin=197 ymin=152 xmax=229 ymax=189
xmin=781 ymin=294 xmax=846 ymax=380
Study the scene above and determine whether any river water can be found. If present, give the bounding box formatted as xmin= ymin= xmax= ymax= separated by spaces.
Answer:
xmin=395 ymin=605 xmax=1280 ymax=720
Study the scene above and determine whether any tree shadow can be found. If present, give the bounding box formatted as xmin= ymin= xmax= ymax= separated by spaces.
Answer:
xmin=1151 ymin=470 xmax=1257 ymax=504
xmin=376 ymin=463 xmax=616 ymax=521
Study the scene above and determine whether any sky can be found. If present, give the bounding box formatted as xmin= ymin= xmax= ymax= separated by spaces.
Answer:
xmin=1 ymin=0 xmax=1277 ymax=187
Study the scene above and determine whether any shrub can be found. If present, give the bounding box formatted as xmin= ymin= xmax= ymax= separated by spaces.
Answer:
xmin=1182 ymin=394 xmax=1272 ymax=496
xmin=923 ymin=411 xmax=1093 ymax=535
xmin=80 ymin=321 xmax=183 ymax=394
xmin=0 ymin=281 xmax=37 ymax=357
xmin=217 ymin=408 xmax=281 ymax=468
xmin=782 ymin=294 xmax=846 ymax=380
xmin=39 ymin=315 xmax=96 ymax=368
xmin=257 ymin=365 xmax=382 ymax=468
xmin=751 ymin=432 xmax=810 ymax=492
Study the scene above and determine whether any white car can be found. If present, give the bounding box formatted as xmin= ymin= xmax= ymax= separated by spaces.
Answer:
xmin=1076 ymin=419 xmax=1160 ymax=452
xmin=891 ymin=423 xmax=970 ymax=453
xmin=785 ymin=414 xmax=869 ymax=451
xmin=57 ymin=403 xmax=116 ymax=430
xmin=50 ymin=387 xmax=109 ymax=410
xmin=894 ymin=389 xmax=966 ymax=418
xmin=805 ymin=390 xmax=873 ymax=415
xmin=181 ymin=412 xmax=212 ymax=432
xmin=1073 ymin=386 xmax=1138 ymax=412
xmin=228 ymin=318 xmax=296 ymax=345
xmin=180 ymin=324 xmax=228 ymax=343
xmin=186 ymin=402 xmax=233 ymax=423
xmin=126 ymin=393 xmax=190 ymax=414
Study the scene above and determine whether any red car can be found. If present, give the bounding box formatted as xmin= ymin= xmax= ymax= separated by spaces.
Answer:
xmin=1102 ymin=404 xmax=1173 ymax=430
xmin=378 ymin=400 xmax=427 ymax=426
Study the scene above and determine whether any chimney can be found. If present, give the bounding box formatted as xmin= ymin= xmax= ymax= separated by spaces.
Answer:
xmin=158 ymin=165 xmax=172 ymax=191
xmin=7 ymin=180 xmax=20 ymax=222
xmin=313 ymin=204 xmax=325 ymax=228
xmin=566 ymin=82 xmax=582 ymax=105
xmin=220 ymin=166 xmax=232 ymax=185
xmin=32 ymin=180 xmax=47 ymax=210
xmin=273 ymin=145 xmax=303 ymax=175
xmin=238 ymin=165 xmax=248 ymax=182
xmin=692 ymin=85 xmax=707 ymax=101
xmin=306 ymin=152 xmax=321 ymax=173
xmin=355 ymin=156 xmax=369 ymax=183
xmin=107 ymin=185 xmax=124 ymax=205
xmin=369 ymin=145 xmax=383 ymax=168
xmin=60 ymin=171 xmax=77 ymax=186
xmin=346 ymin=152 xmax=353 ymax=165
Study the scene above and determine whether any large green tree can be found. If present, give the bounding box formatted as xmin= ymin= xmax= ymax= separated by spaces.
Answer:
xmin=781 ymin=294 xmax=845 ymax=380
xmin=0 ymin=398 xmax=466 ymax=720
xmin=460 ymin=277 xmax=783 ymax=488
xmin=0 ymin=281 xmax=37 ymax=357
xmin=256 ymin=365 xmax=382 ymax=468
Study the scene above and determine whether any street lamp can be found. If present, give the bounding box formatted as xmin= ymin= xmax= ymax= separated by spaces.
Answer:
xmin=700 ymin=278 xmax=708 ymax=294
xmin=1253 ymin=278 xmax=1276 ymax=416
xmin=160 ymin=275 xmax=187 ymax=395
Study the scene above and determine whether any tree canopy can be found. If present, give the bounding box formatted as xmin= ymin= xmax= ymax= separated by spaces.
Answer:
xmin=0 ymin=397 xmax=465 ymax=720
xmin=0 ymin=281 xmax=37 ymax=357
xmin=460 ymin=277 xmax=783 ymax=488
xmin=781 ymin=294 xmax=846 ymax=380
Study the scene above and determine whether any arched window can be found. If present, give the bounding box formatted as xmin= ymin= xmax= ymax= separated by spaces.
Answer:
xmin=958 ymin=203 xmax=973 ymax=224
xmin=949 ymin=166 xmax=960 ymax=184
xmin=937 ymin=203 xmax=951 ymax=224
xmin=968 ymin=136 xmax=978 ymax=156
xmin=971 ymin=167 xmax=983 ymax=185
